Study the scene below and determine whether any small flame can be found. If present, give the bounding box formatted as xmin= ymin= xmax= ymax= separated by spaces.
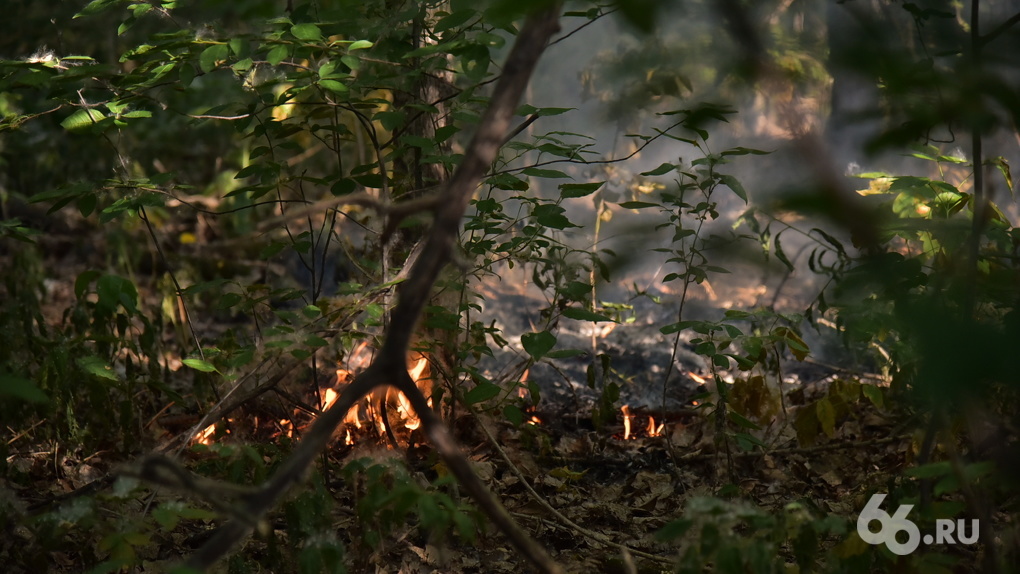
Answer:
xmin=322 ymin=387 xmax=339 ymax=411
xmin=332 ymin=349 xmax=434 ymax=445
xmin=195 ymin=423 xmax=216 ymax=445
xmin=279 ymin=419 xmax=293 ymax=438
xmin=688 ymin=371 xmax=706 ymax=384
xmin=517 ymin=369 xmax=531 ymax=399
xmin=396 ymin=355 xmax=430 ymax=431
xmin=621 ymin=405 xmax=632 ymax=440
xmin=193 ymin=419 xmax=233 ymax=445
xmin=395 ymin=392 xmax=420 ymax=430
xmin=646 ymin=416 xmax=664 ymax=437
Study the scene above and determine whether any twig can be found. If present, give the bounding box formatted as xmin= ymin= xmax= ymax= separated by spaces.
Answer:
xmin=472 ymin=407 xmax=675 ymax=567
xmin=675 ymin=435 xmax=908 ymax=462
xmin=139 ymin=206 xmax=205 ymax=360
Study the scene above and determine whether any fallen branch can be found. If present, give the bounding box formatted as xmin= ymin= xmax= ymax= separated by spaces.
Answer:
xmin=182 ymin=6 xmax=564 ymax=573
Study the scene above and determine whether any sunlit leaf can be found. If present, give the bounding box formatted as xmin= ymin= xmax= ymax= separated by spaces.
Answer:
xmin=183 ymin=359 xmax=218 ymax=373
xmin=60 ymin=109 xmax=105 ymax=131
xmin=74 ymin=356 xmax=117 ymax=381
xmin=75 ymin=0 xmax=126 ymax=18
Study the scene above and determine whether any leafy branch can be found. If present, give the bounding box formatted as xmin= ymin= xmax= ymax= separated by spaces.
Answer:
xmin=183 ymin=6 xmax=565 ymax=573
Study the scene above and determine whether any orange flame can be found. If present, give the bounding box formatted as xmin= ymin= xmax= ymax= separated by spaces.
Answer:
xmin=647 ymin=415 xmax=664 ymax=437
xmin=193 ymin=419 xmax=233 ymax=445
xmin=322 ymin=387 xmax=340 ymax=411
xmin=516 ymin=369 xmax=532 ymax=401
xmin=396 ymin=355 xmax=430 ymax=431
xmin=195 ymin=423 xmax=216 ymax=445
xmin=621 ymin=405 xmax=632 ymax=440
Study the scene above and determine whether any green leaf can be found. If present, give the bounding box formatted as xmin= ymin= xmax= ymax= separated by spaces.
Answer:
xmin=96 ymin=274 xmax=138 ymax=314
xmin=435 ymin=9 xmax=477 ymax=33
xmin=303 ymin=335 xmax=328 ymax=348
xmin=660 ymin=320 xmax=701 ymax=335
xmin=77 ymin=356 xmax=119 ymax=381
xmin=774 ymin=231 xmax=794 ymax=271
xmin=721 ymin=146 xmax=770 ymax=156
xmin=640 ymin=162 xmax=675 ymax=176
xmin=215 ymin=292 xmax=242 ymax=309
xmin=319 ymin=79 xmax=348 ymax=94
xmin=331 ymin=178 xmax=356 ymax=196
xmin=816 ymin=398 xmax=836 ymax=437
xmin=618 ymin=201 xmax=659 ymax=209
xmin=267 ymin=44 xmax=288 ymax=66
xmin=861 ymin=384 xmax=883 ymax=408
xmin=464 ymin=381 xmax=501 ymax=405
xmin=533 ymin=203 xmax=578 ymax=229
xmin=486 ymin=173 xmax=529 ymax=191
xmin=183 ymin=359 xmax=218 ymax=373
xmin=460 ymin=43 xmax=490 ymax=82
xmin=727 ymin=410 xmax=761 ymax=430
xmin=291 ymin=23 xmax=322 ymax=41
xmin=60 ymin=109 xmax=106 ymax=131
xmin=503 ymin=404 xmax=524 ymax=426
xmin=718 ymin=173 xmax=747 ymax=203
xmin=521 ymin=167 xmax=570 ymax=179
xmin=562 ymin=307 xmax=613 ymax=322
xmin=373 ymin=110 xmax=405 ymax=131
xmin=77 ymin=194 xmax=97 ymax=217
xmin=75 ymin=0 xmax=125 ymax=18
xmin=199 ymin=44 xmax=229 ymax=73
xmin=521 ymin=331 xmax=556 ymax=361
xmin=340 ymin=54 xmax=360 ymax=71
xmin=0 ymin=373 xmax=48 ymax=403
xmin=348 ymin=39 xmax=373 ymax=51
xmin=318 ymin=60 xmax=340 ymax=79
xmin=517 ymin=104 xmax=573 ymax=117
xmin=905 ymin=461 xmax=951 ymax=479
xmin=559 ymin=181 xmax=604 ymax=198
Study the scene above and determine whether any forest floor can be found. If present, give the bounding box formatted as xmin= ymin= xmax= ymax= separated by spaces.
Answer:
xmin=1 ymin=209 xmax=936 ymax=573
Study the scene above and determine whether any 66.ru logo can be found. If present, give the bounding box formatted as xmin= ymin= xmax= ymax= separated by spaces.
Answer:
xmin=857 ymin=494 xmax=980 ymax=555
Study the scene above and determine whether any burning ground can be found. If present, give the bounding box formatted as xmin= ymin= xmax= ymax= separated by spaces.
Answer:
xmin=2 ymin=212 xmax=922 ymax=573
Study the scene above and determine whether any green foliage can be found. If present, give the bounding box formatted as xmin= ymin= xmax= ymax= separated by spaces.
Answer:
xmin=343 ymin=457 xmax=478 ymax=548
xmin=2 ymin=0 xmax=1020 ymax=572
xmin=657 ymin=497 xmax=852 ymax=574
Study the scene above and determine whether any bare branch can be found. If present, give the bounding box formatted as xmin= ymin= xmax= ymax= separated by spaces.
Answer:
xmin=182 ymin=7 xmax=565 ymax=573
